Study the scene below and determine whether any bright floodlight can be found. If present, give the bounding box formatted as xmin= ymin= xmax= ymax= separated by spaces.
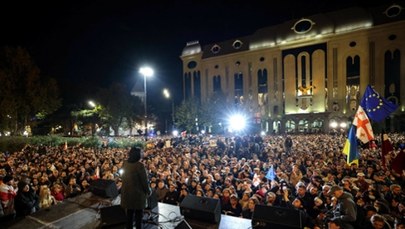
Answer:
xmin=340 ymin=122 xmax=347 ymax=128
xmin=329 ymin=121 xmax=338 ymax=129
xmin=229 ymin=114 xmax=247 ymax=132
xmin=139 ymin=66 xmax=154 ymax=77
xmin=172 ymin=130 xmax=179 ymax=136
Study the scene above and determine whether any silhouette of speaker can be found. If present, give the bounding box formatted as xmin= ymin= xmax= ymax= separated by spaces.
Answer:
xmin=179 ymin=195 xmax=221 ymax=224
xmin=252 ymin=205 xmax=303 ymax=229
xmin=100 ymin=205 xmax=127 ymax=228
xmin=90 ymin=179 xmax=119 ymax=198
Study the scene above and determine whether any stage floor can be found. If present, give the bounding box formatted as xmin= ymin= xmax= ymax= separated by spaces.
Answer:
xmin=4 ymin=193 xmax=251 ymax=229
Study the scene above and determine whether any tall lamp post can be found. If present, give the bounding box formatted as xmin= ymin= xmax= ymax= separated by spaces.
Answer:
xmin=163 ymin=88 xmax=175 ymax=134
xmin=139 ymin=66 xmax=154 ymax=140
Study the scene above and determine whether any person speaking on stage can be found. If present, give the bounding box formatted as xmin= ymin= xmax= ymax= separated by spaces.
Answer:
xmin=120 ymin=146 xmax=151 ymax=229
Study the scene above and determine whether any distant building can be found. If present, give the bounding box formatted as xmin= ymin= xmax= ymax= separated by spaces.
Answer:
xmin=180 ymin=2 xmax=405 ymax=133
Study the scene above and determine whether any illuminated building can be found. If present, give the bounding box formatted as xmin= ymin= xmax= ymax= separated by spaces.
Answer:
xmin=180 ymin=3 xmax=405 ymax=133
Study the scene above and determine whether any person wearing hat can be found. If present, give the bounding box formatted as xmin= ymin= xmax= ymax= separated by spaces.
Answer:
xmin=223 ymin=194 xmax=242 ymax=217
xmin=327 ymin=185 xmax=357 ymax=229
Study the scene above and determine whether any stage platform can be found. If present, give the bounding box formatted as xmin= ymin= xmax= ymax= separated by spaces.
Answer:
xmin=4 ymin=193 xmax=251 ymax=229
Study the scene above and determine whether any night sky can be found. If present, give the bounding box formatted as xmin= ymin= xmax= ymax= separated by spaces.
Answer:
xmin=1 ymin=0 xmax=383 ymax=108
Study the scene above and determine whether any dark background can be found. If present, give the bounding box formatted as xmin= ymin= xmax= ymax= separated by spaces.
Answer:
xmin=0 ymin=0 xmax=384 ymax=110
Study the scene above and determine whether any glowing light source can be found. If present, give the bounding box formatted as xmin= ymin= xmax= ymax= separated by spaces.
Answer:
xmin=330 ymin=121 xmax=338 ymax=129
xmin=339 ymin=122 xmax=347 ymax=128
xmin=228 ymin=113 xmax=247 ymax=132
xmin=172 ymin=130 xmax=179 ymax=136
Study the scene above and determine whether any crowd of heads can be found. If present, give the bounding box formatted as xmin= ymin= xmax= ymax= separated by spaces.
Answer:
xmin=0 ymin=133 xmax=405 ymax=228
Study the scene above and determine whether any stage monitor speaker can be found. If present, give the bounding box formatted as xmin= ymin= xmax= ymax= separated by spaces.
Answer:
xmin=100 ymin=205 xmax=127 ymax=228
xmin=90 ymin=179 xmax=119 ymax=199
xmin=252 ymin=204 xmax=303 ymax=229
xmin=179 ymin=195 xmax=221 ymax=224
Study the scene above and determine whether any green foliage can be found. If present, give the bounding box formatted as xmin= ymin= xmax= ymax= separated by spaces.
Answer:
xmin=81 ymin=137 xmax=102 ymax=148
xmin=96 ymin=83 xmax=143 ymax=136
xmin=0 ymin=136 xmax=146 ymax=152
xmin=174 ymin=98 xmax=200 ymax=133
xmin=119 ymin=138 xmax=144 ymax=149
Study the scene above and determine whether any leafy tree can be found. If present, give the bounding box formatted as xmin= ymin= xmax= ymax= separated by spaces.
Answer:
xmin=174 ymin=98 xmax=200 ymax=133
xmin=96 ymin=83 xmax=143 ymax=136
xmin=0 ymin=46 xmax=61 ymax=135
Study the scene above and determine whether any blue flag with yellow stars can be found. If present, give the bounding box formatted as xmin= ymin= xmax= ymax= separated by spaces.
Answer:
xmin=360 ymin=85 xmax=398 ymax=122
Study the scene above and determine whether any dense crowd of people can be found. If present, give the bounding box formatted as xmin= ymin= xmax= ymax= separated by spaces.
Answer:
xmin=1 ymin=133 xmax=405 ymax=229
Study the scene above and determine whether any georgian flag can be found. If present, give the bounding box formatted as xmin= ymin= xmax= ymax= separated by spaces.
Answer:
xmin=352 ymin=106 xmax=374 ymax=144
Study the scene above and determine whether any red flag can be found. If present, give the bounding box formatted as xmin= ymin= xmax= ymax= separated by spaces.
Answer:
xmin=391 ymin=149 xmax=405 ymax=175
xmin=381 ymin=134 xmax=393 ymax=168
xmin=353 ymin=106 xmax=374 ymax=144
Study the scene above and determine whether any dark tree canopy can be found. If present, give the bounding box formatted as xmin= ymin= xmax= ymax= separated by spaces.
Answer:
xmin=0 ymin=46 xmax=61 ymax=135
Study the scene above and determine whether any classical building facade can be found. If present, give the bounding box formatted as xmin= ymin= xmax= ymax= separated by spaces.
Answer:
xmin=180 ymin=3 xmax=405 ymax=134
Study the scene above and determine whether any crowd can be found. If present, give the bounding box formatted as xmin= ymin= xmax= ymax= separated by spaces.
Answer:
xmin=0 ymin=133 xmax=405 ymax=229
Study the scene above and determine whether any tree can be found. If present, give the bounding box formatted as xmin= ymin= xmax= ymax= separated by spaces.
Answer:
xmin=174 ymin=98 xmax=200 ymax=133
xmin=0 ymin=46 xmax=61 ymax=135
xmin=96 ymin=83 xmax=143 ymax=136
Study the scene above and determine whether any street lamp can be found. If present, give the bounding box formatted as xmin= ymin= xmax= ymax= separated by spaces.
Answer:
xmin=88 ymin=100 xmax=96 ymax=108
xmin=139 ymin=66 xmax=154 ymax=140
xmin=87 ymin=100 xmax=99 ymax=136
xmin=163 ymin=88 xmax=175 ymax=134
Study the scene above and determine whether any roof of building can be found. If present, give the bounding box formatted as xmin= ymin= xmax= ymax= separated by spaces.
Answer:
xmin=181 ymin=2 xmax=405 ymax=59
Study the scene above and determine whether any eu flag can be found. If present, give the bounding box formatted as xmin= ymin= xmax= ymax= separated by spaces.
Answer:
xmin=360 ymin=85 xmax=398 ymax=122
xmin=265 ymin=165 xmax=275 ymax=181
xmin=343 ymin=125 xmax=359 ymax=165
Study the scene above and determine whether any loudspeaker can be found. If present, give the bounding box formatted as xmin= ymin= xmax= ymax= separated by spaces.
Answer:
xmin=100 ymin=205 xmax=127 ymax=228
xmin=252 ymin=205 xmax=303 ymax=229
xmin=179 ymin=195 xmax=221 ymax=224
xmin=90 ymin=179 xmax=119 ymax=198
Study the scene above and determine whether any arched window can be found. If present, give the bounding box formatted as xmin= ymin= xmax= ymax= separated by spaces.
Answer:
xmin=346 ymin=55 xmax=360 ymax=85
xmin=258 ymin=69 xmax=268 ymax=93
xmin=234 ymin=73 xmax=243 ymax=96
xmin=194 ymin=71 xmax=201 ymax=101
xmin=185 ymin=72 xmax=192 ymax=99
xmin=213 ymin=75 xmax=221 ymax=93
